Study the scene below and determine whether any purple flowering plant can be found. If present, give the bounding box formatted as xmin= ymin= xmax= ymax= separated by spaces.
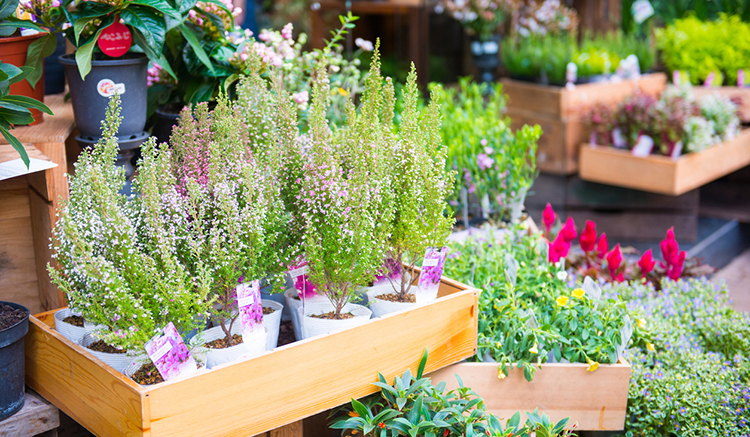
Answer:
xmin=145 ymin=322 xmax=197 ymax=381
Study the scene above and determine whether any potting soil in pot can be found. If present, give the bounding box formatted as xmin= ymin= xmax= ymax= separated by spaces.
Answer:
xmin=79 ymin=332 xmax=137 ymax=372
xmin=54 ymin=308 xmax=102 ymax=343
xmin=132 ymin=361 xmax=164 ymax=385
xmin=0 ymin=303 xmax=26 ymax=329
xmin=300 ymin=302 xmax=372 ymax=339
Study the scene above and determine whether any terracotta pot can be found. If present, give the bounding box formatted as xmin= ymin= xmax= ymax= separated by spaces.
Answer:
xmin=0 ymin=33 xmax=46 ymax=125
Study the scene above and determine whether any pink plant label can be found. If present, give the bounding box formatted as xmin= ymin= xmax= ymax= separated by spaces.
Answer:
xmin=237 ymin=280 xmax=263 ymax=334
xmin=704 ymin=72 xmax=716 ymax=87
xmin=418 ymin=247 xmax=448 ymax=294
xmin=670 ymin=141 xmax=683 ymax=159
xmin=612 ymin=128 xmax=627 ymax=148
xmin=673 ymin=70 xmax=681 ymax=86
xmin=739 ymin=70 xmax=745 ymax=87
xmin=566 ymin=62 xmax=577 ymax=84
xmin=290 ymin=260 xmax=317 ymax=298
xmin=145 ymin=322 xmax=197 ymax=382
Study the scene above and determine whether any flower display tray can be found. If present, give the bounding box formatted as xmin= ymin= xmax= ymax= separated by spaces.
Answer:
xmin=579 ymin=129 xmax=750 ymax=195
xmin=25 ymin=275 xmax=478 ymax=437
xmin=692 ymin=86 xmax=750 ymax=123
xmin=427 ymin=360 xmax=631 ymax=431
xmin=501 ymin=73 xmax=667 ymax=175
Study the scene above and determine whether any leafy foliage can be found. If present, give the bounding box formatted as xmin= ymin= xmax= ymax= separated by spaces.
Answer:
xmin=0 ymin=61 xmax=53 ymax=168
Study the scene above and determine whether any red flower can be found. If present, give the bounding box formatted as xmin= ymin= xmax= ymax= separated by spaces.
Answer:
xmin=560 ymin=217 xmax=577 ymax=242
xmin=606 ymin=244 xmax=623 ymax=280
xmin=638 ymin=249 xmax=656 ymax=277
xmin=667 ymin=250 xmax=686 ymax=280
xmin=596 ymin=233 xmax=608 ymax=260
xmin=379 ymin=422 xmax=386 ymax=429
xmin=615 ymin=272 xmax=625 ymax=282
xmin=542 ymin=203 xmax=556 ymax=234
xmin=579 ymin=220 xmax=597 ymax=252
xmin=660 ymin=227 xmax=679 ymax=267
xmin=548 ymin=234 xmax=570 ymax=263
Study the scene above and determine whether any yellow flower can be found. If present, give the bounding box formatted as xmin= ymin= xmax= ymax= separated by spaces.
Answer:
xmin=348 ymin=411 xmax=359 ymax=417
xmin=529 ymin=344 xmax=538 ymax=354
xmin=556 ymin=296 xmax=569 ymax=307
xmin=586 ymin=358 xmax=599 ymax=372
xmin=637 ymin=319 xmax=646 ymax=329
xmin=647 ymin=343 xmax=655 ymax=352
xmin=497 ymin=368 xmax=506 ymax=379
xmin=572 ymin=288 xmax=585 ymax=299
xmin=338 ymin=87 xmax=348 ymax=96
xmin=495 ymin=342 xmax=501 ymax=348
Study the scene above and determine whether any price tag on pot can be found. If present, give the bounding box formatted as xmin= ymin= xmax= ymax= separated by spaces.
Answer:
xmin=97 ymin=21 xmax=132 ymax=58
xmin=144 ymin=322 xmax=197 ymax=382
xmin=418 ymin=247 xmax=448 ymax=294
xmin=236 ymin=280 xmax=263 ymax=335
xmin=97 ymin=79 xmax=126 ymax=98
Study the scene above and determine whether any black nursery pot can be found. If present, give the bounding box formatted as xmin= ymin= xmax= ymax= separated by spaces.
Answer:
xmin=152 ymin=105 xmax=181 ymax=145
xmin=470 ymin=35 xmax=502 ymax=83
xmin=59 ymin=53 xmax=148 ymax=138
xmin=0 ymin=301 xmax=30 ymax=420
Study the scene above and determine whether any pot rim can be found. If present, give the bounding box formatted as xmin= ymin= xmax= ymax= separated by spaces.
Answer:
xmin=0 ymin=301 xmax=30 ymax=348
xmin=0 ymin=32 xmax=48 ymax=44
xmin=59 ymin=52 xmax=148 ymax=67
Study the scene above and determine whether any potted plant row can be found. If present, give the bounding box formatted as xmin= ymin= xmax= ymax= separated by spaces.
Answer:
xmin=26 ymin=41 xmax=478 ymax=437
xmin=429 ymin=222 xmax=634 ymax=431
xmin=656 ymin=14 xmax=750 ymax=122
xmin=579 ymin=85 xmax=750 ymax=195
xmin=499 ymin=1 xmax=665 ymax=175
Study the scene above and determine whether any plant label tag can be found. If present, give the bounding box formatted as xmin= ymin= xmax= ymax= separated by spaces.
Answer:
xmin=97 ymin=79 xmax=126 ymax=98
xmin=97 ymin=21 xmax=132 ymax=58
xmin=704 ymin=72 xmax=716 ymax=87
xmin=237 ymin=280 xmax=263 ymax=335
xmin=417 ymin=247 xmax=448 ymax=298
xmin=289 ymin=265 xmax=308 ymax=278
xmin=612 ymin=128 xmax=627 ymax=148
xmin=673 ymin=70 xmax=681 ymax=86
xmin=631 ymin=135 xmax=654 ymax=157
xmin=670 ymin=141 xmax=683 ymax=159
xmin=144 ymin=322 xmax=197 ymax=382
xmin=566 ymin=62 xmax=577 ymax=84
xmin=290 ymin=259 xmax=318 ymax=298
xmin=739 ymin=70 xmax=745 ymax=87
xmin=631 ymin=0 xmax=654 ymax=24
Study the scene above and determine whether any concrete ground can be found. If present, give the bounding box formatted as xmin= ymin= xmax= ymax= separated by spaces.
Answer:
xmin=712 ymin=247 xmax=750 ymax=314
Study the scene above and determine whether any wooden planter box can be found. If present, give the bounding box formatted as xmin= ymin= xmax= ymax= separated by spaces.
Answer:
xmin=427 ymin=360 xmax=631 ymax=431
xmin=692 ymin=86 xmax=750 ymax=123
xmin=579 ymin=129 xmax=750 ymax=196
xmin=502 ymin=73 xmax=667 ymax=175
xmin=25 ymin=275 xmax=478 ymax=437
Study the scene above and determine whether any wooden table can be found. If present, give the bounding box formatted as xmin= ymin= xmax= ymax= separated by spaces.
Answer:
xmin=0 ymin=93 xmax=75 ymax=312
xmin=0 ymin=390 xmax=60 ymax=437
xmin=310 ymin=0 xmax=431 ymax=87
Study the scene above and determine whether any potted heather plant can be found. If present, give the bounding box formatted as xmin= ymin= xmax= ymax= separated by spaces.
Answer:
xmin=365 ymin=66 xmax=455 ymax=317
xmin=288 ymin=49 xmax=396 ymax=338
xmin=48 ymin=96 xmax=213 ymax=373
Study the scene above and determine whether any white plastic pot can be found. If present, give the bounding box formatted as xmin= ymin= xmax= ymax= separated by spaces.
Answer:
xmin=365 ymin=288 xmax=419 ymax=317
xmin=261 ymin=300 xmax=283 ymax=350
xmin=124 ymin=356 xmax=206 ymax=386
xmin=300 ymin=302 xmax=372 ymax=339
xmin=283 ymin=288 xmax=331 ymax=341
xmin=79 ymin=332 xmax=142 ymax=373
xmin=54 ymin=308 xmax=102 ymax=344
xmin=198 ymin=325 xmax=267 ymax=369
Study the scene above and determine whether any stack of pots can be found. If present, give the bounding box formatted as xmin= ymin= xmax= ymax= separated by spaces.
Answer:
xmin=60 ymin=54 xmax=150 ymax=195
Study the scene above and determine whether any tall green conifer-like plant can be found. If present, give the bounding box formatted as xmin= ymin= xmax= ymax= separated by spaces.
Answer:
xmin=295 ymin=46 xmax=395 ymax=318
xmin=48 ymin=96 xmax=211 ymax=350
xmin=387 ymin=66 xmax=455 ymax=301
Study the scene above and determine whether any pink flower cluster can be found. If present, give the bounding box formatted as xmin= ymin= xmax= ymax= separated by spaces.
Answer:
xmin=660 ymin=227 xmax=686 ymax=280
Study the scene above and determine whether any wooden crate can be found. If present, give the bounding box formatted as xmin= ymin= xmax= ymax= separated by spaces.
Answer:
xmin=579 ymin=129 xmax=750 ymax=196
xmin=692 ymin=86 xmax=750 ymax=123
xmin=502 ymin=73 xmax=667 ymax=175
xmin=25 ymin=276 xmax=478 ymax=437
xmin=427 ymin=360 xmax=631 ymax=431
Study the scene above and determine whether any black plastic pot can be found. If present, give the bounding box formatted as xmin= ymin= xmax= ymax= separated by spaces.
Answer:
xmin=470 ymin=35 xmax=501 ymax=83
xmin=43 ymin=32 xmax=66 ymax=95
xmin=152 ymin=105 xmax=181 ymax=145
xmin=60 ymin=53 xmax=148 ymax=138
xmin=0 ymin=301 xmax=30 ymax=420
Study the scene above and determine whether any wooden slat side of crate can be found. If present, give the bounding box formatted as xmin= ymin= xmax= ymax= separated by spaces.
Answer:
xmin=427 ymin=360 xmax=631 ymax=431
xmin=579 ymin=129 xmax=750 ymax=195
xmin=25 ymin=311 xmax=149 ymax=437
xmin=26 ymin=278 xmax=478 ymax=437
xmin=692 ymin=86 xmax=750 ymax=122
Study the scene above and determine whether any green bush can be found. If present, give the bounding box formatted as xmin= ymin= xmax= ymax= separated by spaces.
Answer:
xmin=656 ymin=14 xmax=750 ymax=85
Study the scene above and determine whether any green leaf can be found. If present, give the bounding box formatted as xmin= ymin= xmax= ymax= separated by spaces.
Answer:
xmin=75 ymin=21 xmax=111 ymax=80
xmin=23 ymin=33 xmax=58 ymax=89
xmin=128 ymin=0 xmax=181 ymax=19
xmin=178 ymin=0 xmax=199 ymax=14
xmin=179 ymin=24 xmax=214 ymax=74
xmin=416 ymin=348 xmax=428 ymax=379
xmin=3 ymin=95 xmax=53 ymax=115
xmin=0 ymin=0 xmax=18 ymax=21
xmin=0 ymin=107 xmax=34 ymax=125
xmin=8 ymin=66 xmax=32 ymax=85
xmin=0 ymin=125 xmax=30 ymax=169
xmin=70 ymin=2 xmax=115 ymax=45
xmin=350 ymin=398 xmax=370 ymax=421
xmin=120 ymin=6 xmax=166 ymax=54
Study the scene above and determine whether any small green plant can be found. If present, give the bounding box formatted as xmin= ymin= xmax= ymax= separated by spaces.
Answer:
xmin=431 ymin=79 xmax=539 ymax=224
xmin=656 ymin=14 xmax=750 ymax=86
xmin=0 ymin=61 xmax=52 ymax=168
xmin=331 ymin=350 xmax=576 ymax=437
xmin=502 ymin=33 xmax=574 ymax=84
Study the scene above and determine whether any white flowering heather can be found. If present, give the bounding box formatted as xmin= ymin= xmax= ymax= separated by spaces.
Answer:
xmin=388 ymin=66 xmax=455 ymax=301
xmin=294 ymin=49 xmax=396 ymax=318
xmin=147 ymin=93 xmax=292 ymax=345
xmin=48 ymin=97 xmax=211 ymax=350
